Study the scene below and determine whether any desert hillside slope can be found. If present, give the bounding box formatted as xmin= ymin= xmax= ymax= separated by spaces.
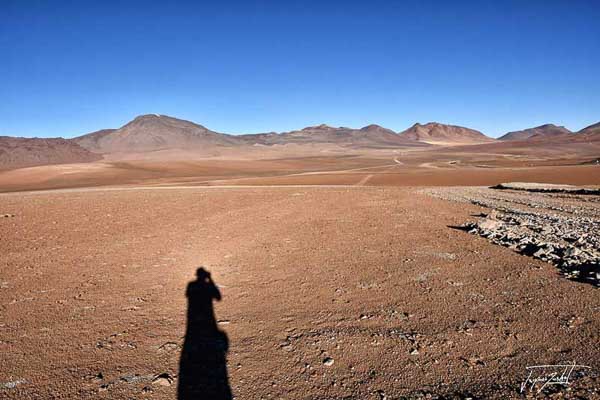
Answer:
xmin=536 ymin=121 xmax=600 ymax=144
xmin=72 ymin=128 xmax=116 ymax=151
xmin=578 ymin=121 xmax=600 ymax=137
xmin=0 ymin=136 xmax=101 ymax=169
xmin=73 ymin=114 xmax=239 ymax=154
xmin=498 ymin=124 xmax=571 ymax=141
xmin=398 ymin=122 xmax=494 ymax=144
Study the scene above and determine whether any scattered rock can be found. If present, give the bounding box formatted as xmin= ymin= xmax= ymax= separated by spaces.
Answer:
xmin=85 ymin=372 xmax=104 ymax=382
xmin=158 ymin=342 xmax=180 ymax=352
xmin=424 ymin=187 xmax=600 ymax=286
xmin=1 ymin=379 xmax=27 ymax=389
xmin=323 ymin=357 xmax=334 ymax=366
xmin=567 ymin=316 xmax=585 ymax=329
xmin=152 ymin=373 xmax=174 ymax=386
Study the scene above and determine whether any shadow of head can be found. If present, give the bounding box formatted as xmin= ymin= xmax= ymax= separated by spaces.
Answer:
xmin=178 ymin=267 xmax=231 ymax=400
xmin=196 ymin=266 xmax=210 ymax=281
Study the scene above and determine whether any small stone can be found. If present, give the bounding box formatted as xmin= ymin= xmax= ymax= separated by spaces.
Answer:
xmin=152 ymin=373 xmax=174 ymax=386
xmin=158 ymin=342 xmax=179 ymax=352
xmin=323 ymin=357 xmax=334 ymax=366
xmin=89 ymin=372 xmax=103 ymax=382
xmin=1 ymin=379 xmax=27 ymax=389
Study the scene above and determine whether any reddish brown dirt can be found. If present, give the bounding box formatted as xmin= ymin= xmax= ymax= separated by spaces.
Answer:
xmin=1 ymin=187 xmax=598 ymax=399
xmin=1 ymin=157 xmax=599 ymax=193
xmin=0 ymin=156 xmax=388 ymax=193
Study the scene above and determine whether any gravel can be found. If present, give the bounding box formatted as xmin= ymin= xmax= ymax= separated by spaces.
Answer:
xmin=424 ymin=185 xmax=600 ymax=286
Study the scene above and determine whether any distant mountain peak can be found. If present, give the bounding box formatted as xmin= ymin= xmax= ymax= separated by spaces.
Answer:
xmin=579 ymin=121 xmax=600 ymax=132
xmin=73 ymin=114 xmax=234 ymax=153
xmin=360 ymin=124 xmax=384 ymax=130
xmin=302 ymin=124 xmax=335 ymax=131
xmin=575 ymin=121 xmax=600 ymax=140
xmin=399 ymin=122 xmax=492 ymax=144
xmin=133 ymin=114 xmax=163 ymax=121
xmin=498 ymin=124 xmax=572 ymax=141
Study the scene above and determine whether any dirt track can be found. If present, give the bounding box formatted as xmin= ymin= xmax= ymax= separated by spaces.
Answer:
xmin=1 ymin=186 xmax=598 ymax=399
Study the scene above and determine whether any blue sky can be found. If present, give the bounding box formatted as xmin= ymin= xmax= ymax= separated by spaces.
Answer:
xmin=1 ymin=0 xmax=599 ymax=138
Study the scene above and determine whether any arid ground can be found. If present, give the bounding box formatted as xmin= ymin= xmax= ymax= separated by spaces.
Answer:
xmin=1 ymin=149 xmax=599 ymax=399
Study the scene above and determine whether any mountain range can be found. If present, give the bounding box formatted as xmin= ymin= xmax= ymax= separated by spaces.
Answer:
xmin=1 ymin=114 xmax=598 ymax=169
xmin=72 ymin=114 xmax=497 ymax=155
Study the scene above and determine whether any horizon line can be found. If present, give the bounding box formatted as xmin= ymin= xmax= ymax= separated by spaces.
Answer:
xmin=2 ymin=113 xmax=596 ymax=140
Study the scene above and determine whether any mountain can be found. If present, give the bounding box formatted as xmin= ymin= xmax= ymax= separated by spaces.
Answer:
xmin=239 ymin=124 xmax=425 ymax=148
xmin=73 ymin=128 xmax=116 ymax=151
xmin=0 ymin=136 xmax=101 ymax=169
xmin=498 ymin=124 xmax=572 ymax=141
xmin=398 ymin=122 xmax=493 ymax=144
xmin=541 ymin=121 xmax=600 ymax=144
xmin=73 ymin=114 xmax=239 ymax=154
xmin=577 ymin=121 xmax=600 ymax=137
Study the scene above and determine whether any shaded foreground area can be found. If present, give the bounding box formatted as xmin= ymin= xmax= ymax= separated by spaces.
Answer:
xmin=1 ymin=187 xmax=598 ymax=399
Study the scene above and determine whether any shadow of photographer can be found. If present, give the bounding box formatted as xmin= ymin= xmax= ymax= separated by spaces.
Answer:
xmin=178 ymin=267 xmax=232 ymax=400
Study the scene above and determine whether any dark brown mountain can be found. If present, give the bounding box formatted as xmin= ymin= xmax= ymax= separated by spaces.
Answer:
xmin=73 ymin=114 xmax=239 ymax=154
xmin=0 ymin=136 xmax=101 ymax=169
xmin=498 ymin=124 xmax=572 ymax=141
xmin=239 ymin=124 xmax=425 ymax=148
xmin=398 ymin=122 xmax=493 ymax=144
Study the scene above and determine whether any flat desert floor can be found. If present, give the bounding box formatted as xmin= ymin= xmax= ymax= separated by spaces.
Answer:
xmin=1 ymin=153 xmax=599 ymax=193
xmin=1 ymin=151 xmax=599 ymax=399
xmin=1 ymin=184 xmax=599 ymax=399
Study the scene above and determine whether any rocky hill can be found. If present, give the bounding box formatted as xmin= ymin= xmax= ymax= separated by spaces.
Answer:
xmin=73 ymin=114 xmax=239 ymax=154
xmin=498 ymin=124 xmax=571 ymax=141
xmin=398 ymin=122 xmax=493 ymax=144
xmin=0 ymin=136 xmax=101 ymax=169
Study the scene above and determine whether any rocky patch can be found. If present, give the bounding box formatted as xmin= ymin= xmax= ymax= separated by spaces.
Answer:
xmin=424 ymin=185 xmax=600 ymax=286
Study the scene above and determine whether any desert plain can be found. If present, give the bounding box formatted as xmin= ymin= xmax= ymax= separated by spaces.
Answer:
xmin=1 ymin=117 xmax=600 ymax=399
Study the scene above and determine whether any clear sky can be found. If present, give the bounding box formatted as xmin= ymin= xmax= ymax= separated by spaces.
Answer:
xmin=1 ymin=0 xmax=599 ymax=138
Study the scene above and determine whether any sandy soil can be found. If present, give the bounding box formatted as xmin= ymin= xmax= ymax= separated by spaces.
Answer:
xmin=1 ymin=145 xmax=599 ymax=399
xmin=1 ymin=155 xmax=599 ymax=193
xmin=1 ymin=186 xmax=598 ymax=399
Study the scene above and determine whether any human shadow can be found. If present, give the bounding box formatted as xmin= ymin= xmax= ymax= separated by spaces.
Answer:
xmin=178 ymin=267 xmax=232 ymax=400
